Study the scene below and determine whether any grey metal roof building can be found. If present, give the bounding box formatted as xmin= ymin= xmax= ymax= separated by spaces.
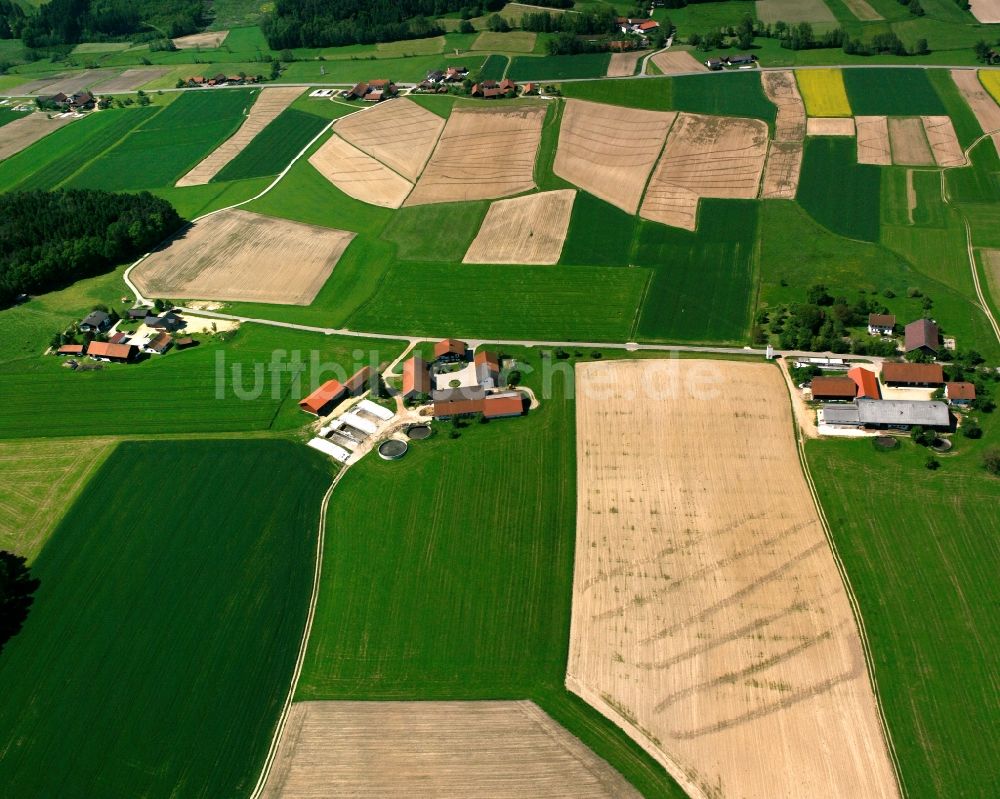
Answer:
xmin=822 ymin=399 xmax=951 ymax=429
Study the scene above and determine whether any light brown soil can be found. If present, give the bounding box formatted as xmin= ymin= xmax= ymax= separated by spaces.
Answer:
xmin=906 ymin=169 xmax=917 ymax=225
xmin=94 ymin=68 xmax=171 ymax=92
xmin=172 ymin=30 xmax=229 ymax=49
xmin=969 ymin=0 xmax=1000 ymax=22
xmin=261 ymin=700 xmax=642 ymax=798
xmin=405 ymin=105 xmax=546 ymax=205
xmin=569 ymin=359 xmax=902 ymax=799
xmin=761 ymin=70 xmax=805 ymax=141
xmin=842 ymin=0 xmax=883 ymax=19
xmin=983 ymin=248 xmax=1000 ymax=305
xmin=176 ymin=87 xmax=302 ymax=186
xmin=951 ymin=70 xmax=1000 ymax=157
xmin=132 ymin=209 xmax=354 ymax=305
xmin=806 ymin=116 xmax=856 ymax=136
xmin=308 ymin=133 xmax=413 ymax=208
xmin=920 ymin=115 xmax=965 ymax=166
xmin=0 ymin=113 xmax=75 ymax=161
xmin=6 ymin=68 xmax=120 ymax=96
xmin=554 ymin=99 xmax=675 ymax=213
xmin=854 ymin=116 xmax=891 ymax=165
xmin=761 ymin=139 xmax=803 ymax=199
xmin=334 ymin=98 xmax=446 ymax=182
xmin=607 ymin=50 xmax=647 ymax=78
xmin=463 ymin=189 xmax=575 ymax=265
xmin=641 ymin=112 xmax=768 ymax=229
xmin=2 ymin=73 xmax=70 ymax=95
xmin=888 ymin=117 xmax=933 ymax=165
xmin=650 ymin=50 xmax=706 ymax=74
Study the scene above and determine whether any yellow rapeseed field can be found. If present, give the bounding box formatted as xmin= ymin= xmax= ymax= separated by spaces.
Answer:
xmin=796 ymin=68 xmax=852 ymax=117
xmin=979 ymin=70 xmax=1000 ymax=106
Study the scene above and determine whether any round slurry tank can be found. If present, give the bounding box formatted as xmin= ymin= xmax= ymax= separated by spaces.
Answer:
xmin=378 ymin=439 xmax=408 ymax=460
xmin=407 ymin=425 xmax=432 ymax=440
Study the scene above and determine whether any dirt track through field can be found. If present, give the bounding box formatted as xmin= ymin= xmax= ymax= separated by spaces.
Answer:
xmin=463 ymin=189 xmax=575 ymax=264
xmin=855 ymin=116 xmax=891 ymax=165
xmin=0 ymin=113 xmax=75 ymax=160
xmin=807 ymin=117 xmax=856 ymax=136
xmin=888 ymin=117 xmax=933 ymax=165
xmin=650 ymin=51 xmax=706 ymax=75
xmin=176 ymin=87 xmax=301 ymax=186
xmin=761 ymin=140 xmax=803 ymax=199
xmin=261 ymin=700 xmax=641 ymax=798
xmin=569 ymin=359 xmax=901 ymax=799
xmin=762 ymin=71 xmax=805 ymax=141
xmin=334 ymin=98 xmax=446 ymax=182
xmin=555 ymin=99 xmax=675 ymax=213
xmin=607 ymin=50 xmax=648 ymax=77
xmin=132 ymin=209 xmax=354 ymax=305
xmin=641 ymin=112 xmax=767 ymax=229
xmin=950 ymin=69 xmax=1000 ymax=157
xmin=920 ymin=115 xmax=964 ymax=166
xmin=173 ymin=30 xmax=229 ymax=49
xmin=405 ymin=105 xmax=545 ymax=205
xmin=309 ymin=133 xmax=413 ymax=208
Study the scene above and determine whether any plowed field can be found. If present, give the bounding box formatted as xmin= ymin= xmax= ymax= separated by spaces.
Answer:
xmin=762 ymin=70 xmax=806 ymax=141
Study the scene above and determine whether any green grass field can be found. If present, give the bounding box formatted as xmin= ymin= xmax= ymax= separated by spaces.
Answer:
xmin=798 ymin=136 xmax=881 ymax=241
xmin=559 ymin=77 xmax=674 ymax=111
xmin=842 ymin=68 xmax=947 ymax=116
xmin=478 ymin=54 xmax=509 ymax=81
xmin=0 ymin=439 xmax=331 ymax=797
xmin=671 ymin=71 xmax=778 ymax=126
xmin=298 ymin=355 xmax=685 ymax=798
xmin=380 ymin=201 xmax=489 ymax=261
xmin=68 ymin=89 xmax=258 ymax=191
xmin=471 ymin=30 xmax=536 ymax=53
xmin=213 ymin=107 xmax=329 ymax=181
xmin=946 ymin=137 xmax=1000 ymax=205
xmin=808 ymin=435 xmax=1000 ymax=799
xmin=634 ymin=200 xmax=758 ymax=343
xmin=508 ymin=52 xmax=611 ymax=81
xmin=0 ymin=325 xmax=404 ymax=439
xmin=0 ymin=107 xmax=29 ymax=127
xmin=560 ymin=191 xmax=637 ymax=267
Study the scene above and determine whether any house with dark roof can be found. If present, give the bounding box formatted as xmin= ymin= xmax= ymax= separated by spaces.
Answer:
xmin=867 ymin=313 xmax=895 ymax=336
xmin=402 ymin=356 xmax=431 ymax=401
xmin=69 ymin=90 xmax=95 ymax=111
xmin=79 ymin=310 xmax=111 ymax=333
xmin=726 ymin=53 xmax=757 ymax=66
xmin=810 ymin=376 xmax=856 ymax=401
xmin=127 ymin=307 xmax=150 ymax=320
xmin=706 ymin=58 xmax=723 ymax=70
xmin=904 ymin=318 xmax=940 ymax=355
xmin=434 ymin=338 xmax=468 ymax=362
xmin=345 ymin=366 xmax=372 ymax=396
xmin=822 ymin=398 xmax=950 ymax=430
xmin=945 ymin=382 xmax=976 ymax=406
xmin=145 ymin=311 xmax=184 ymax=332
xmin=146 ymin=332 xmax=173 ymax=354
xmin=881 ymin=362 xmax=944 ymax=387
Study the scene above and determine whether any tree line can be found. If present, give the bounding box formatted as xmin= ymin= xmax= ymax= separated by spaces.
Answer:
xmin=0 ymin=189 xmax=182 ymax=309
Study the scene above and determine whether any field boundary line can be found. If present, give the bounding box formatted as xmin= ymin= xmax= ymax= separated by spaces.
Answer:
xmin=248 ymin=465 xmax=347 ymax=799
xmin=784 ymin=374 xmax=909 ymax=799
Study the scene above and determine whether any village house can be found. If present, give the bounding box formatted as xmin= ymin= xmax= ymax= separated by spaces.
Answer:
xmin=706 ymin=58 xmax=723 ymax=70
xmin=402 ymin=355 xmax=432 ymax=401
xmin=79 ymin=310 xmax=112 ymax=334
xmin=145 ymin=311 xmax=185 ymax=332
xmin=445 ymin=66 xmax=468 ymax=82
xmin=945 ymin=381 xmax=976 ymax=406
xmin=618 ymin=17 xmax=660 ymax=36
xmin=127 ymin=307 xmax=150 ymax=321
xmin=475 ymin=351 xmax=501 ymax=390
xmin=145 ymin=332 xmax=173 ymax=355
xmin=726 ymin=54 xmax=758 ymax=67
xmin=434 ymin=338 xmax=468 ymax=363
xmin=881 ymin=362 xmax=944 ymax=387
xmin=867 ymin=313 xmax=896 ymax=336
xmin=87 ymin=341 xmax=137 ymax=363
xmin=904 ymin=318 xmax=940 ymax=355
xmin=847 ymin=366 xmax=881 ymax=399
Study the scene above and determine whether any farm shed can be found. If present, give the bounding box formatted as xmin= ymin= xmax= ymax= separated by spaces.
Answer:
xmin=474 ymin=350 xmax=501 ymax=389
xmin=847 ymin=366 xmax=881 ymax=399
xmin=432 ymin=386 xmax=486 ymax=403
xmin=307 ymin=437 xmax=350 ymax=463
xmin=339 ymin=411 xmax=378 ymax=436
xmin=810 ymin=376 xmax=856 ymax=401
xmin=87 ymin=341 xmax=137 ymax=363
xmin=402 ymin=356 xmax=431 ymax=400
xmin=822 ymin=399 xmax=950 ymax=430
xmin=881 ymin=362 xmax=944 ymax=387
xmin=358 ymin=398 xmax=394 ymax=422
xmin=904 ymin=318 xmax=940 ymax=355
xmin=945 ymin=382 xmax=976 ymax=406
xmin=345 ymin=366 xmax=372 ymax=396
xmin=299 ymin=380 xmax=347 ymax=416
xmin=56 ymin=344 xmax=84 ymax=356
xmin=176 ymin=337 xmax=196 ymax=350
xmin=867 ymin=314 xmax=895 ymax=335
xmin=127 ymin=307 xmax=150 ymax=320
xmin=483 ymin=393 xmax=525 ymax=418
xmin=434 ymin=338 xmax=468 ymax=362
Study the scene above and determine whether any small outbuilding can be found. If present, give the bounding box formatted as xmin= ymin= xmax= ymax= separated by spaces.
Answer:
xmin=945 ymin=382 xmax=976 ymax=406
xmin=810 ymin=376 xmax=856 ymax=401
xmin=146 ymin=332 xmax=173 ymax=354
xmin=87 ymin=341 xmax=137 ymax=363
xmin=56 ymin=344 xmax=85 ymax=356
xmin=474 ymin=350 xmax=501 ymax=389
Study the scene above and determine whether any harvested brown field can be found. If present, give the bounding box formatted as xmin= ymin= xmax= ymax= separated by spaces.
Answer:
xmin=569 ymin=359 xmax=902 ymax=799
xmin=806 ymin=116 xmax=856 ymax=136
xmin=951 ymin=69 xmax=1000 ymax=157
xmin=649 ymin=50 xmax=706 ymax=75
xmin=607 ymin=50 xmax=647 ymax=78
xmin=2 ymin=73 xmax=71 ymax=95
xmin=405 ymin=105 xmax=545 ymax=205
xmin=554 ymin=99 xmax=675 ymax=213
xmin=5 ymin=68 xmax=120 ymax=96
xmin=463 ymin=189 xmax=575 ymax=264
xmin=921 ymin=115 xmax=965 ymax=166
xmin=132 ymin=209 xmax=354 ymax=305
xmin=176 ymin=87 xmax=302 ymax=186
xmin=969 ymin=0 xmax=1000 ymax=22
xmin=0 ymin=113 xmax=75 ymax=161
xmin=308 ymin=133 xmax=413 ymax=208
xmin=888 ymin=117 xmax=933 ymax=165
xmin=854 ymin=116 xmax=891 ymax=165
xmin=641 ymin=112 xmax=767 ymax=229
xmin=842 ymin=0 xmax=883 ymax=19
xmin=761 ymin=140 xmax=803 ymax=199
xmin=761 ymin=70 xmax=805 ymax=141
xmin=334 ymin=98 xmax=445 ymax=182
xmin=261 ymin=700 xmax=641 ymax=799
xmin=94 ymin=67 xmax=171 ymax=92
xmin=172 ymin=30 xmax=229 ymax=49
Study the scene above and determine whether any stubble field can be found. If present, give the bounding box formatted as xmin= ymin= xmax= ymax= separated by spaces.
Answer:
xmin=887 ymin=117 xmax=934 ymax=165
xmin=856 ymin=115 xmax=892 ymax=164
xmin=463 ymin=189 xmax=576 ymax=265
xmin=0 ymin=113 xmax=75 ymax=161
xmin=308 ymin=133 xmax=414 ymax=208
xmin=569 ymin=359 xmax=901 ymax=799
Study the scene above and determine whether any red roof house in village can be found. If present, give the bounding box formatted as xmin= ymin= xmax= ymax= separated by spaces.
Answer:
xmin=847 ymin=366 xmax=880 ymax=399
xmin=402 ymin=356 xmax=431 ymax=400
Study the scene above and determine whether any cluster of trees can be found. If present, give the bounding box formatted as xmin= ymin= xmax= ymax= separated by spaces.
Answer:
xmin=0 ymin=189 xmax=182 ymax=309
xmin=0 ymin=551 xmax=39 ymax=655
xmin=521 ymin=7 xmax=617 ymax=35
xmin=0 ymin=0 xmax=25 ymax=40
xmin=974 ymin=39 xmax=1000 ymax=63
xmin=897 ymin=0 xmax=925 ymax=17
xmin=17 ymin=0 xmax=203 ymax=47
xmin=262 ymin=0 xmax=498 ymax=49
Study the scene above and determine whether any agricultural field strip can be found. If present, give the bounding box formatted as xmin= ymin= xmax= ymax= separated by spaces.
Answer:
xmin=607 ymin=51 xmax=648 ymax=79
xmin=463 ymin=189 xmax=576 ymax=265
xmin=807 ymin=117 xmax=856 ymax=135
xmin=855 ymin=116 xmax=892 ymax=165
xmin=0 ymin=114 xmax=75 ymax=161
xmin=887 ymin=117 xmax=934 ymax=166
xmin=568 ymin=359 xmax=902 ymax=799
xmin=950 ymin=70 xmax=1000 ymax=157
xmin=308 ymin=133 xmax=413 ymax=209
xmin=176 ymin=87 xmax=302 ymax=186
xmin=761 ymin=71 xmax=805 ymax=199
xmin=796 ymin=69 xmax=852 ymax=117
xmin=554 ymin=99 xmax=676 ymax=214
xmin=921 ymin=116 xmax=965 ymax=167
xmin=260 ymin=701 xmax=641 ymax=798
xmin=641 ymin=112 xmax=768 ymax=230
xmin=649 ymin=51 xmax=706 ymax=75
